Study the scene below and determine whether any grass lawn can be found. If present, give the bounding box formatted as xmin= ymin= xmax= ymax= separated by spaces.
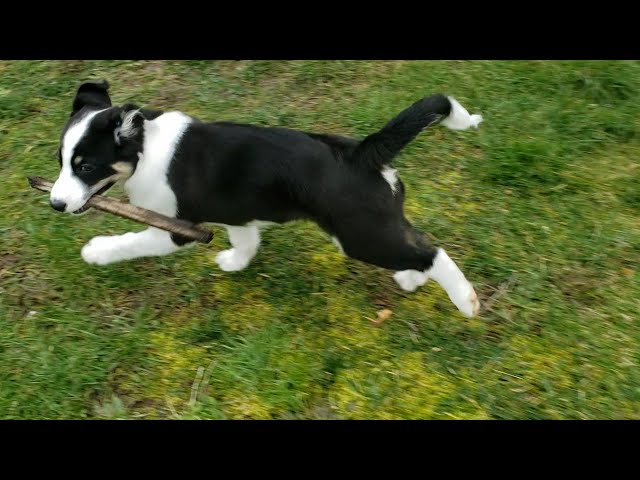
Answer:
xmin=0 ymin=60 xmax=639 ymax=419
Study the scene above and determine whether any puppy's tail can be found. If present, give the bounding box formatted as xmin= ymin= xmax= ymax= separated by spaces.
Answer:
xmin=349 ymin=94 xmax=482 ymax=170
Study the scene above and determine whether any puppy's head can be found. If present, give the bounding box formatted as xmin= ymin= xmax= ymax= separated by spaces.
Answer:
xmin=50 ymin=80 xmax=145 ymax=214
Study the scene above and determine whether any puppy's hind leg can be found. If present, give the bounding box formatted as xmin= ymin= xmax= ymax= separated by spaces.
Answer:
xmin=338 ymin=223 xmax=480 ymax=317
xmin=393 ymin=249 xmax=480 ymax=317
xmin=393 ymin=269 xmax=429 ymax=292
xmin=392 ymin=225 xmax=480 ymax=317
xmin=419 ymin=247 xmax=480 ymax=318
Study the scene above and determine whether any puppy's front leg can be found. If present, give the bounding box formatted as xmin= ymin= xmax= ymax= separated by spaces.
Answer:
xmin=81 ymin=227 xmax=183 ymax=265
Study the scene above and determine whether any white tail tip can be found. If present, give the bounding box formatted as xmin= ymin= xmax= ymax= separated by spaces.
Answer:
xmin=469 ymin=114 xmax=483 ymax=128
xmin=441 ymin=96 xmax=483 ymax=131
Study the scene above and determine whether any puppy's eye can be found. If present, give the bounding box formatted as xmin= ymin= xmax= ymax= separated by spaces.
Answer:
xmin=79 ymin=164 xmax=95 ymax=173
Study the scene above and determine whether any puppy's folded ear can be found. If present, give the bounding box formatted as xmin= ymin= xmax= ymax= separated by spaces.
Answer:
xmin=71 ymin=80 xmax=112 ymax=116
xmin=114 ymin=104 xmax=145 ymax=145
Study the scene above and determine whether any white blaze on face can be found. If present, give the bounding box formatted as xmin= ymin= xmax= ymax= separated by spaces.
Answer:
xmin=50 ymin=109 xmax=104 ymax=212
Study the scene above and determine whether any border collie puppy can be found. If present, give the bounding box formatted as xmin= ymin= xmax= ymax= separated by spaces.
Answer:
xmin=50 ymin=80 xmax=483 ymax=317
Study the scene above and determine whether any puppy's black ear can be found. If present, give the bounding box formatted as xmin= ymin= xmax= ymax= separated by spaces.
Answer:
xmin=71 ymin=80 xmax=112 ymax=116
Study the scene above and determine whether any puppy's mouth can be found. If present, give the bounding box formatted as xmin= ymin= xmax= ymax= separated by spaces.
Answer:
xmin=71 ymin=181 xmax=116 ymax=215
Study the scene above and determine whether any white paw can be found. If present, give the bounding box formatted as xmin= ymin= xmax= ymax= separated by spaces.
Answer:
xmin=426 ymin=248 xmax=481 ymax=318
xmin=394 ymin=270 xmax=429 ymax=292
xmin=81 ymin=236 xmax=117 ymax=265
xmin=215 ymin=249 xmax=251 ymax=272
xmin=450 ymin=281 xmax=481 ymax=318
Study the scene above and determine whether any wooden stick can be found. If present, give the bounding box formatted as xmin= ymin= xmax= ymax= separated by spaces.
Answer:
xmin=28 ymin=176 xmax=214 ymax=244
xmin=480 ymin=275 xmax=517 ymax=314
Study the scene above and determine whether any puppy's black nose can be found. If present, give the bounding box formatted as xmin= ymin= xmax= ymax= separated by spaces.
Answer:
xmin=50 ymin=199 xmax=67 ymax=212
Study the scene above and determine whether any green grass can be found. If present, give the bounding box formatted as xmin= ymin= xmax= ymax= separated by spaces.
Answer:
xmin=1 ymin=60 xmax=639 ymax=419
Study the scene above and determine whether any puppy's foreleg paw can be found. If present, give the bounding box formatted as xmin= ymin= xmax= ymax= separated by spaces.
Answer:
xmin=215 ymin=249 xmax=251 ymax=272
xmin=81 ymin=236 xmax=118 ymax=265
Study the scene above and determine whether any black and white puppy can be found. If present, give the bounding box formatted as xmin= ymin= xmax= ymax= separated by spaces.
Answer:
xmin=50 ymin=80 xmax=483 ymax=317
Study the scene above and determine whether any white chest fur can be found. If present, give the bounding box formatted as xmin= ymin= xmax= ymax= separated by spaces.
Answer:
xmin=124 ymin=112 xmax=192 ymax=217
